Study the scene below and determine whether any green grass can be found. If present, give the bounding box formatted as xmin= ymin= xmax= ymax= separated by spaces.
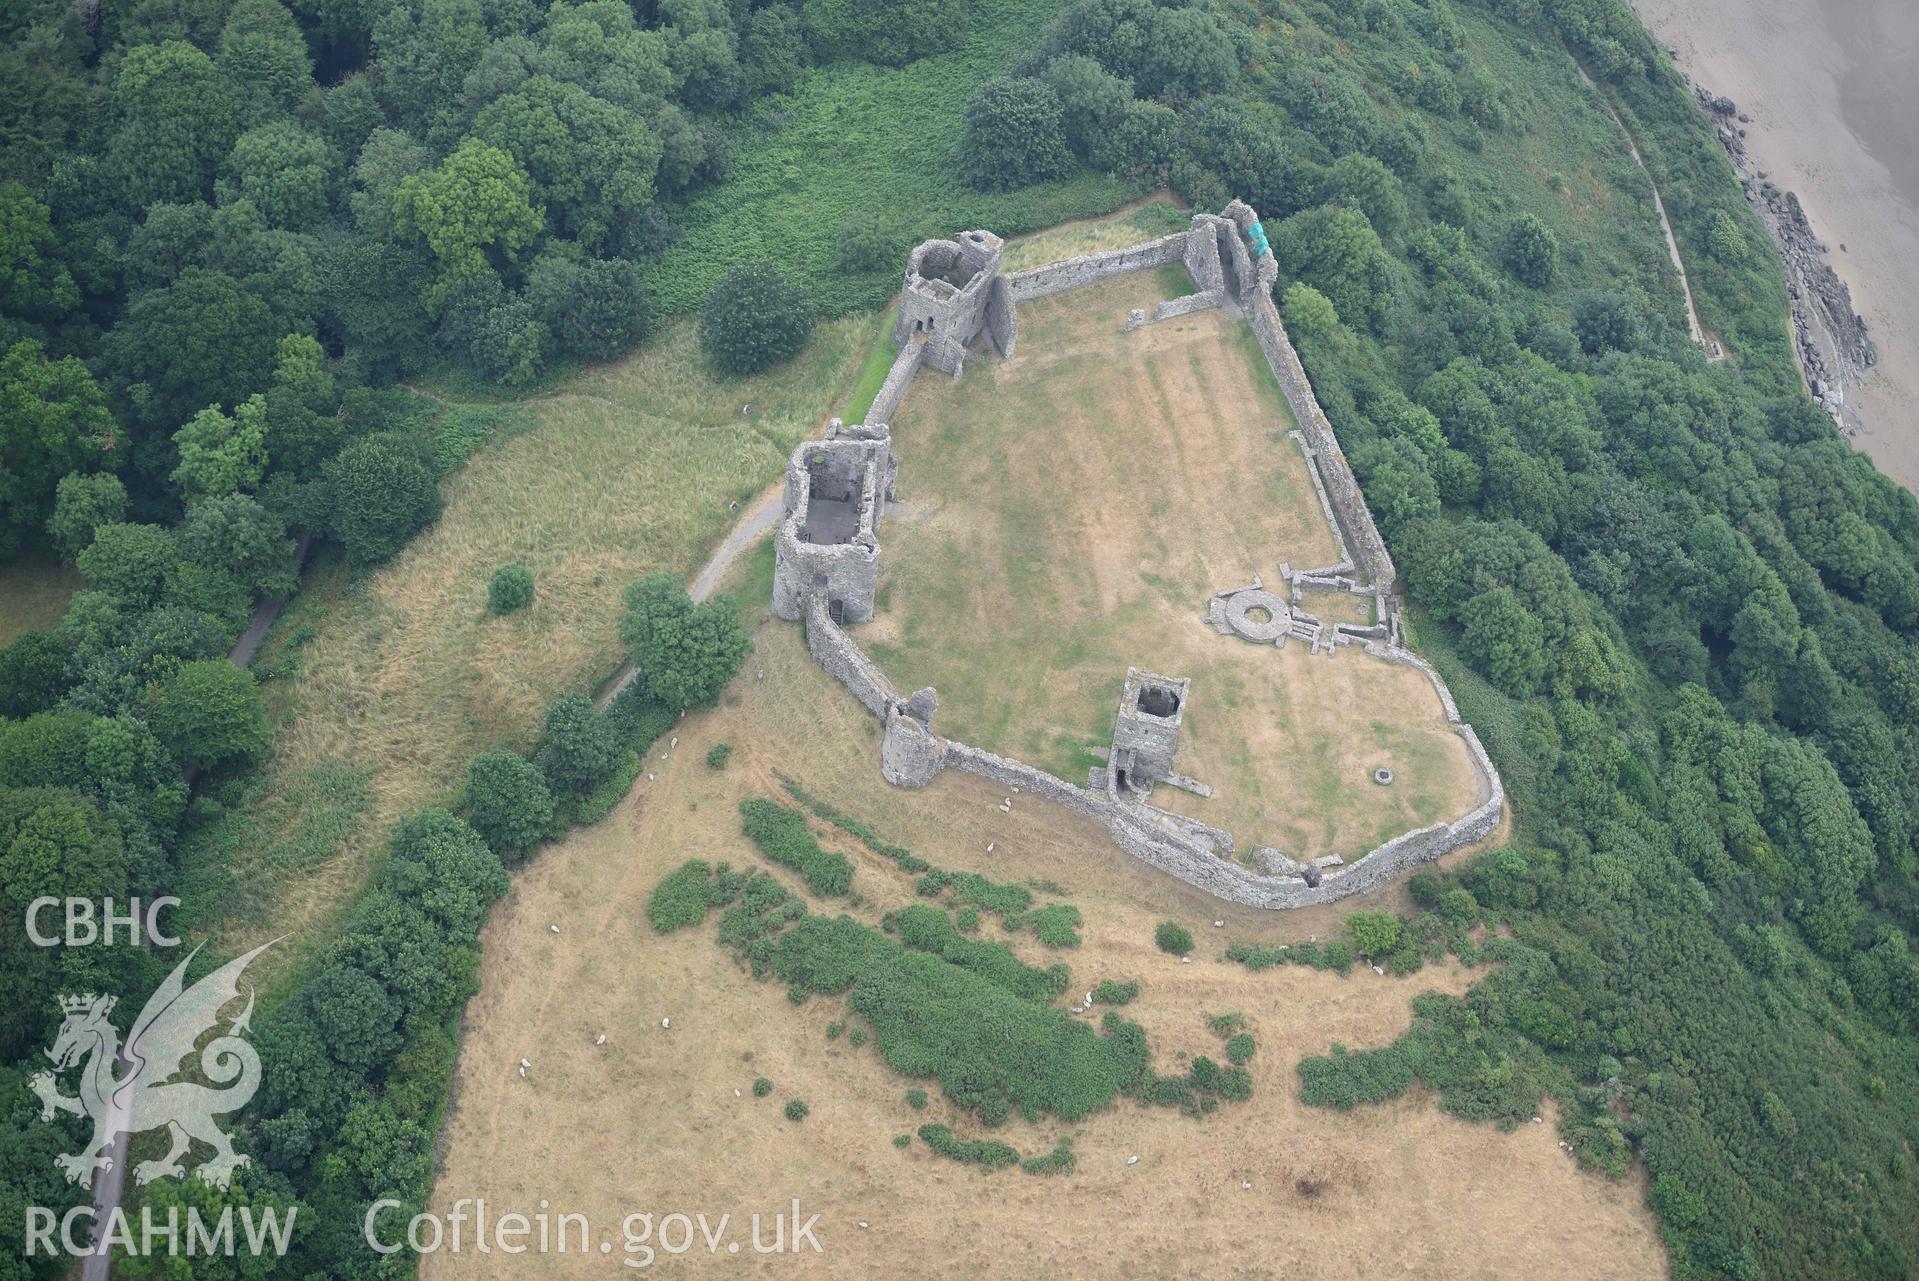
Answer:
xmin=0 ymin=555 xmax=83 ymax=647
xmin=840 ymin=307 xmax=902 ymax=423
xmin=640 ymin=0 xmax=1143 ymax=318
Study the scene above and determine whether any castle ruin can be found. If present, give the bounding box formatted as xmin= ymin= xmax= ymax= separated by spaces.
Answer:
xmin=769 ymin=202 xmax=1502 ymax=909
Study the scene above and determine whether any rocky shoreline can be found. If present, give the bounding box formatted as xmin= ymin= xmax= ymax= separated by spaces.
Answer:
xmin=1691 ymin=86 xmax=1877 ymax=430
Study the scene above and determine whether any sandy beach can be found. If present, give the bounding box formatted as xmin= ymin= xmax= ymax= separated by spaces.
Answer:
xmin=1632 ymin=0 xmax=1919 ymax=492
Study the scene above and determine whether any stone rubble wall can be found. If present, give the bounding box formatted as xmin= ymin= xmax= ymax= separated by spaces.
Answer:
xmin=803 ymin=597 xmax=899 ymax=718
xmin=865 ymin=340 xmax=924 ymax=428
xmin=1153 ymin=290 xmax=1225 ymax=322
xmin=1246 ymin=289 xmax=1396 ymax=593
xmin=1002 ymin=234 xmax=1189 ymax=301
xmin=984 ymin=275 xmax=1018 ymax=359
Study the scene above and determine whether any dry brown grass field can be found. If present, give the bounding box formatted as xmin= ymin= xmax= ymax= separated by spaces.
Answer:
xmin=187 ymin=314 xmax=881 ymax=974
xmin=425 ymin=594 xmax=1663 ymax=1281
xmin=860 ymin=272 xmax=1478 ymax=860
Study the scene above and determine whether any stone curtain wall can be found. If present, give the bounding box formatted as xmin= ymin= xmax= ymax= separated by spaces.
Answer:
xmin=1002 ymin=234 xmax=1189 ymax=300
xmin=804 ymin=597 xmax=900 ymax=718
xmin=865 ymin=341 xmax=924 ymax=427
xmin=1245 ymin=289 xmax=1398 ymax=594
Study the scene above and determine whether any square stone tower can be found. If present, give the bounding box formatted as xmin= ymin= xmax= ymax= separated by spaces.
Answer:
xmin=1109 ymin=668 xmax=1190 ymax=793
xmin=894 ymin=231 xmax=1016 ymax=375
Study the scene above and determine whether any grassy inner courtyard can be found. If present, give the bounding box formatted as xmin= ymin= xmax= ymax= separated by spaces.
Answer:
xmin=861 ymin=271 xmax=1479 ymax=861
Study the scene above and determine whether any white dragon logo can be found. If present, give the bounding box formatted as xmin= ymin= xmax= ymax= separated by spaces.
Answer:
xmin=29 ymin=940 xmax=277 ymax=1188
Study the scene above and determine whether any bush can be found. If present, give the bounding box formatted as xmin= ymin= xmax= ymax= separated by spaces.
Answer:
xmin=1029 ymin=904 xmax=1082 ymax=948
xmin=699 ymin=263 xmax=814 ymax=374
xmin=784 ymin=1098 xmax=809 ymax=1121
xmin=705 ymin=742 xmax=732 ymax=770
xmin=917 ymin=1123 xmax=1018 ymax=1169
xmin=752 ymin=1076 xmax=773 ymax=1097
xmin=1225 ymin=1032 xmax=1255 ymax=1065
xmin=461 ymin=750 xmax=554 ymax=859
xmin=960 ymin=78 xmax=1072 ymax=192
xmin=893 ymin=1132 xmax=912 ymax=1148
xmin=1296 ymin=1043 xmax=1415 ymax=1109
xmin=1020 ymin=1141 xmax=1076 ymax=1175
xmin=740 ymin=797 xmax=854 ymax=896
xmin=650 ymin=860 xmax=723 ymax=932
xmin=1154 ymin=921 xmax=1194 ymax=955
xmin=888 ymin=904 xmax=1069 ymax=1001
xmin=1092 ymin=979 xmax=1139 ymax=1004
xmin=905 ymin=1088 xmax=928 ymax=1109
xmin=487 ymin=564 xmax=534 ymax=615
xmin=1346 ymin=911 xmax=1403 ymax=958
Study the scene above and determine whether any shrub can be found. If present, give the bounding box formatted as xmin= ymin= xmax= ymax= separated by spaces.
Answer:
xmin=784 ymin=1098 xmax=809 ymax=1121
xmin=770 ymin=915 xmax=1148 ymax=1123
xmin=1020 ymin=1141 xmax=1076 ymax=1175
xmin=888 ymin=905 xmax=1069 ymax=1001
xmin=461 ymin=749 xmax=554 ymax=859
xmin=650 ymin=860 xmax=722 ymax=932
xmin=1225 ymin=1033 xmax=1255 ymax=1066
xmin=826 ymin=1019 xmax=844 ymax=1040
xmin=917 ymin=1123 xmax=1018 ymax=1169
xmin=740 ymin=797 xmax=853 ymax=896
xmin=699 ymin=263 xmax=814 ymax=374
xmin=1297 ymin=1043 xmax=1415 ymax=1109
xmin=905 ymin=1088 xmax=928 ymax=1110
xmin=848 ymin=1026 xmax=867 ymax=1047
xmin=705 ymin=742 xmax=732 ymax=770
xmin=1029 ymin=904 xmax=1082 ymax=948
xmin=1346 ymin=911 xmax=1403 ymax=958
xmin=1154 ymin=921 xmax=1194 ymax=956
xmin=1092 ymin=979 xmax=1139 ymax=1005
xmin=893 ymin=1132 xmax=912 ymax=1148
xmin=960 ymin=78 xmax=1072 ymax=192
xmin=487 ymin=564 xmax=533 ymax=615
xmin=752 ymin=1076 xmax=773 ymax=1097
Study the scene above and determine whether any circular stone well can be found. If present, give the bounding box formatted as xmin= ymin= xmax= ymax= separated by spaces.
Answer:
xmin=1223 ymin=588 xmax=1291 ymax=642
xmin=1372 ymin=767 xmax=1395 ymax=786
